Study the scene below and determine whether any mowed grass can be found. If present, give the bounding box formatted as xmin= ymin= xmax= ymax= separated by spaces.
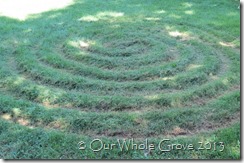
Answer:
xmin=0 ymin=0 xmax=240 ymax=159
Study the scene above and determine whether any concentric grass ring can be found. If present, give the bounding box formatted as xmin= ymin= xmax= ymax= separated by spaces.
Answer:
xmin=0 ymin=14 xmax=240 ymax=142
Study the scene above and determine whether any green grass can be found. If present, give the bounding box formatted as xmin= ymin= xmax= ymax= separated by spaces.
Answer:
xmin=0 ymin=0 xmax=240 ymax=159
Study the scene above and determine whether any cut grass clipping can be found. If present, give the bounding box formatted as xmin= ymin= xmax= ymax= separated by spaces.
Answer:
xmin=0 ymin=0 xmax=240 ymax=159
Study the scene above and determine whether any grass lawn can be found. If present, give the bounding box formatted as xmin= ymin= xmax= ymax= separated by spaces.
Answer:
xmin=0 ymin=0 xmax=240 ymax=159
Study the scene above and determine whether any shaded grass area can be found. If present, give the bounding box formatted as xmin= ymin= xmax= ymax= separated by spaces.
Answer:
xmin=0 ymin=0 xmax=240 ymax=159
xmin=0 ymin=89 xmax=240 ymax=137
xmin=0 ymin=120 xmax=240 ymax=159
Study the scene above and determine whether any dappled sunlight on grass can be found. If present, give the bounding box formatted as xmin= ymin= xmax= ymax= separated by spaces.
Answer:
xmin=13 ymin=108 xmax=21 ymax=116
xmin=17 ymin=118 xmax=30 ymax=126
xmin=1 ymin=116 xmax=34 ymax=129
xmin=98 ymin=11 xmax=124 ymax=17
xmin=35 ymin=87 xmax=65 ymax=105
xmin=168 ymin=30 xmax=192 ymax=40
xmin=219 ymin=41 xmax=235 ymax=47
xmin=145 ymin=17 xmax=161 ymax=21
xmin=67 ymin=40 xmax=96 ymax=56
xmin=42 ymin=101 xmax=60 ymax=109
xmin=144 ymin=94 xmax=159 ymax=100
xmin=160 ymin=76 xmax=176 ymax=81
xmin=0 ymin=0 xmax=74 ymax=20
xmin=78 ymin=11 xmax=124 ymax=22
xmin=1 ymin=111 xmax=29 ymax=126
xmin=68 ymin=40 xmax=93 ymax=49
xmin=182 ymin=2 xmax=193 ymax=8
xmin=186 ymin=64 xmax=203 ymax=71
xmin=155 ymin=10 xmax=166 ymax=14
xmin=79 ymin=41 xmax=90 ymax=48
xmin=7 ymin=75 xmax=65 ymax=106
xmin=13 ymin=77 xmax=25 ymax=85
xmin=185 ymin=10 xmax=194 ymax=15
xmin=68 ymin=40 xmax=81 ymax=48
xmin=1 ymin=113 xmax=11 ymax=120
xmin=169 ymin=31 xmax=186 ymax=37
xmin=209 ymin=74 xmax=219 ymax=80
xmin=78 ymin=15 xmax=98 ymax=22
xmin=222 ymin=78 xmax=229 ymax=85
xmin=47 ymin=119 xmax=68 ymax=130
xmin=165 ymin=25 xmax=195 ymax=41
